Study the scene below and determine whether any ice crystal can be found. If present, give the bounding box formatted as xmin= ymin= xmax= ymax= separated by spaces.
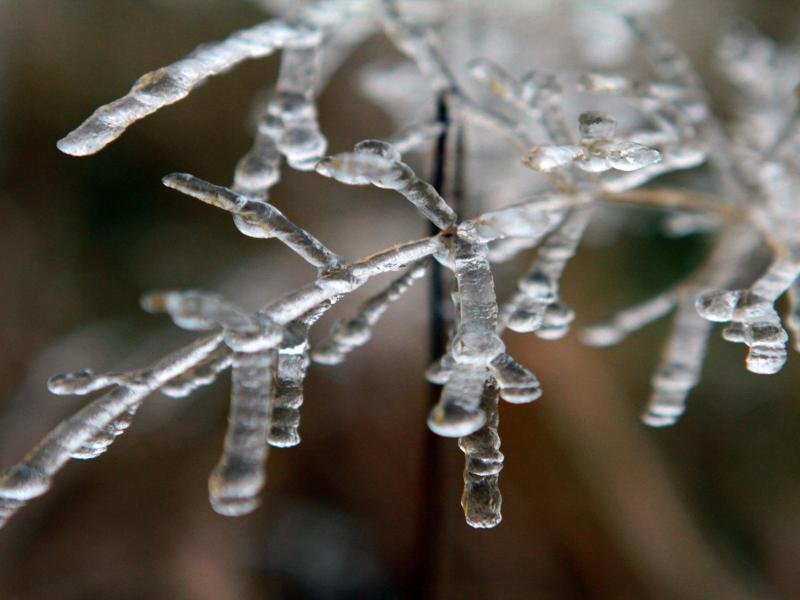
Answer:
xmin=1 ymin=0 xmax=798 ymax=531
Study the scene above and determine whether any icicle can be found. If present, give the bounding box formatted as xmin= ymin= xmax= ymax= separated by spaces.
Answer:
xmin=57 ymin=20 xmax=321 ymax=156
xmin=697 ymin=289 xmax=790 ymax=375
xmin=271 ymin=42 xmax=327 ymax=171
xmin=316 ymin=141 xmax=457 ymax=230
xmin=458 ymin=378 xmax=503 ymax=528
xmin=269 ymin=305 xmax=329 ymax=448
xmin=312 ymin=260 xmax=429 ymax=365
xmin=429 ymin=236 xmax=505 ymax=437
xmin=270 ymin=323 xmax=310 ymax=448
xmin=163 ymin=173 xmax=343 ymax=271
xmin=209 ymin=349 xmax=275 ymax=516
xmin=233 ymin=127 xmax=282 ymax=198
xmin=0 ymin=334 xmax=223 ymax=527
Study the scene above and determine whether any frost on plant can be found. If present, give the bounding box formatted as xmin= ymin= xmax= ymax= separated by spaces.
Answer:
xmin=1 ymin=1 xmax=799 ymax=530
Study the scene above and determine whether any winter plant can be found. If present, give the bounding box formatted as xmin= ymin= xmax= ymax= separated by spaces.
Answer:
xmin=0 ymin=0 xmax=798 ymax=530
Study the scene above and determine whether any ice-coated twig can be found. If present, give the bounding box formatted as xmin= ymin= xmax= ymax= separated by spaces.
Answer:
xmin=209 ymin=349 xmax=276 ymax=516
xmin=163 ymin=172 xmax=343 ymax=271
xmin=458 ymin=378 xmax=503 ymax=528
xmin=380 ymin=0 xmax=456 ymax=94
xmin=583 ymin=289 xmax=679 ymax=347
xmin=0 ymin=333 xmax=224 ymax=527
xmin=387 ymin=120 xmax=445 ymax=155
xmin=457 ymin=191 xmax=586 ymax=244
xmin=57 ymin=19 xmax=321 ymax=157
xmin=141 ymin=289 xmax=261 ymax=333
xmin=47 ymin=369 xmax=143 ymax=460
xmin=500 ymin=207 xmax=593 ymax=339
xmin=161 ymin=347 xmax=233 ymax=398
xmin=315 ymin=140 xmax=457 ymax=230
xmin=262 ymin=235 xmax=444 ymax=325
xmin=312 ymin=259 xmax=429 ymax=365
xmin=642 ymin=228 xmax=762 ymax=425
xmin=467 ymin=58 xmax=572 ymax=146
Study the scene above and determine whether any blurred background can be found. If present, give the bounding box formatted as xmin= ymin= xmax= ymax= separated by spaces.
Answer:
xmin=0 ymin=1 xmax=799 ymax=598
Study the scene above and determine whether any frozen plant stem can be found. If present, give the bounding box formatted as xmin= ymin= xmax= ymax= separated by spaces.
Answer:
xmin=1 ymin=2 xmax=798 ymax=539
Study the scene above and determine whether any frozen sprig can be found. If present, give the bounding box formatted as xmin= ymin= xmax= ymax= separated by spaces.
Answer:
xmin=5 ymin=2 xmax=799 ymax=533
xmin=58 ymin=19 xmax=322 ymax=157
xmin=316 ymin=139 xmax=457 ymax=230
xmin=312 ymin=259 xmax=429 ymax=365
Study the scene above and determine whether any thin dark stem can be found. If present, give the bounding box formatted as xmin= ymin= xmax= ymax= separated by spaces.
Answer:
xmin=411 ymin=95 xmax=462 ymax=600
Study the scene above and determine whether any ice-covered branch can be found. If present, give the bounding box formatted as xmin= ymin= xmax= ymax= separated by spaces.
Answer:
xmin=0 ymin=333 xmax=224 ymax=527
xmin=163 ymin=172 xmax=343 ymax=271
xmin=312 ymin=259 xmax=429 ymax=365
xmin=583 ymin=289 xmax=679 ymax=347
xmin=58 ymin=20 xmax=322 ymax=157
xmin=315 ymin=140 xmax=457 ymax=230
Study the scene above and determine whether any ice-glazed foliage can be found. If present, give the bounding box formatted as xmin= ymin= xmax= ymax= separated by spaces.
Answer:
xmin=0 ymin=0 xmax=798 ymax=530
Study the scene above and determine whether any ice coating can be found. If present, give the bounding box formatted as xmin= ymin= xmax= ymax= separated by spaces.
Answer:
xmin=161 ymin=348 xmax=233 ymax=398
xmin=642 ymin=300 xmax=711 ymax=427
xmin=315 ymin=140 xmax=457 ymax=230
xmin=11 ymin=0 xmax=800 ymax=534
xmin=583 ymin=289 xmax=679 ymax=347
xmin=458 ymin=379 xmax=504 ymax=528
xmin=57 ymin=20 xmax=321 ymax=157
xmin=523 ymin=111 xmax=661 ymax=175
xmin=209 ymin=350 xmax=275 ymax=516
xmin=163 ymin=173 xmax=343 ymax=271
xmin=501 ymin=208 xmax=592 ymax=339
xmin=312 ymin=260 xmax=429 ymax=365
xmin=0 ymin=334 xmax=224 ymax=526
xmin=269 ymin=306 xmax=329 ymax=448
xmin=488 ymin=353 xmax=541 ymax=404
xmin=696 ymin=251 xmax=800 ymax=376
xmin=429 ymin=236 xmax=505 ymax=438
